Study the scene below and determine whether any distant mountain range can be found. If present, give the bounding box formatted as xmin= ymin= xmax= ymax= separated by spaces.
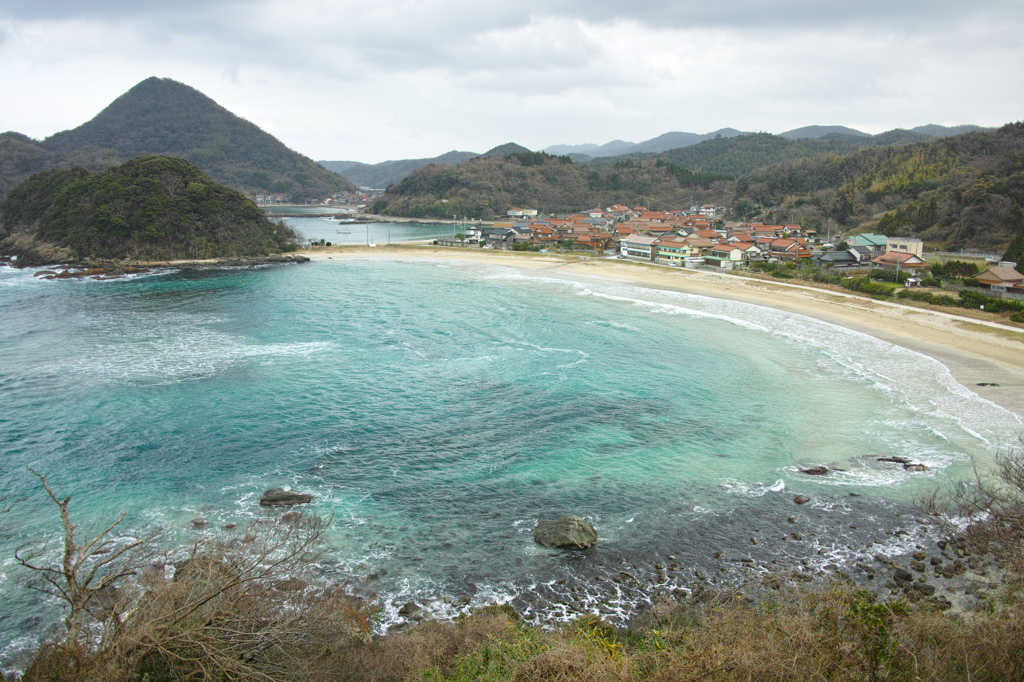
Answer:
xmin=320 ymin=150 xmax=478 ymax=190
xmin=319 ymin=143 xmax=534 ymax=189
xmin=0 ymin=77 xmax=354 ymax=203
xmin=544 ymin=124 xmax=991 ymax=158
xmin=320 ymin=124 xmax=993 ymax=190
xmin=543 ymin=128 xmax=748 ymax=158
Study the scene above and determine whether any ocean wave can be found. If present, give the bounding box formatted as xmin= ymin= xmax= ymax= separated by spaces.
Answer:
xmin=51 ymin=328 xmax=333 ymax=386
xmin=721 ymin=479 xmax=786 ymax=497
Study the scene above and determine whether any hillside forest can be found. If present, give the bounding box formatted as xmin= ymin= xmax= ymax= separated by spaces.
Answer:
xmin=371 ymin=123 xmax=1024 ymax=253
xmin=0 ymin=156 xmax=300 ymax=265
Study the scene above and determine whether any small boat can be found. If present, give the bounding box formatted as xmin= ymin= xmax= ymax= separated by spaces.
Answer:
xmin=336 ymin=229 xmax=351 ymax=234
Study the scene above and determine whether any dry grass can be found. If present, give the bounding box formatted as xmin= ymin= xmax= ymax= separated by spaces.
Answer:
xmin=19 ymin=577 xmax=1024 ymax=681
xmin=320 ymin=588 xmax=1024 ymax=682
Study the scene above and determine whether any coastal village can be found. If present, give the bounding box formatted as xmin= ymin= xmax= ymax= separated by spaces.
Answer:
xmin=426 ymin=204 xmax=1024 ymax=295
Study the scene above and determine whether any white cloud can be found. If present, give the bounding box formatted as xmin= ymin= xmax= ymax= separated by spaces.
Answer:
xmin=0 ymin=1 xmax=1021 ymax=161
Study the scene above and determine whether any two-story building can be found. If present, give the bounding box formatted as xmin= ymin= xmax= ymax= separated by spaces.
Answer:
xmin=654 ymin=238 xmax=694 ymax=264
xmin=620 ymin=234 xmax=659 ymax=261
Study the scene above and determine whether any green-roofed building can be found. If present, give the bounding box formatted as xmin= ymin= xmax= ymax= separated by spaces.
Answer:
xmin=849 ymin=233 xmax=889 ymax=254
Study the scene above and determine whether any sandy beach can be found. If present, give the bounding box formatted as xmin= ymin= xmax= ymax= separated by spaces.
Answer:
xmin=308 ymin=245 xmax=1024 ymax=422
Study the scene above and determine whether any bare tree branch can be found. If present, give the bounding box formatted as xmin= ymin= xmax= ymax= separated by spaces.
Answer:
xmin=16 ymin=468 xmax=153 ymax=647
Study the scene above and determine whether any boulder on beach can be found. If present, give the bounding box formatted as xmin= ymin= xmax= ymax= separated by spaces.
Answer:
xmin=259 ymin=488 xmax=313 ymax=506
xmin=533 ymin=515 xmax=598 ymax=549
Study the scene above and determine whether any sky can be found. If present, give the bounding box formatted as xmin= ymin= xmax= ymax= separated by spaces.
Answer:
xmin=0 ymin=0 xmax=1022 ymax=164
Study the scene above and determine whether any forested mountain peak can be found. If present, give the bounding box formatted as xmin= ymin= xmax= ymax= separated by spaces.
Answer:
xmin=0 ymin=77 xmax=354 ymax=203
xmin=482 ymin=143 xmax=533 ymax=158
xmin=780 ymin=125 xmax=871 ymax=139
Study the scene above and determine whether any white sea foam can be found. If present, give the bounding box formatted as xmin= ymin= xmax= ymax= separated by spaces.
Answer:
xmin=490 ymin=272 xmax=1023 ymax=456
xmin=721 ymin=479 xmax=786 ymax=497
xmin=51 ymin=322 xmax=333 ymax=385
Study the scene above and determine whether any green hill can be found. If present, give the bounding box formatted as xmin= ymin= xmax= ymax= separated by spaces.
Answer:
xmin=0 ymin=155 xmax=300 ymax=266
xmin=645 ymin=133 xmax=863 ymax=176
xmin=481 ymin=142 xmax=533 ymax=158
xmin=737 ymin=123 xmax=1024 ymax=251
xmin=0 ymin=77 xmax=355 ymax=204
xmin=370 ymin=152 xmax=732 ymax=219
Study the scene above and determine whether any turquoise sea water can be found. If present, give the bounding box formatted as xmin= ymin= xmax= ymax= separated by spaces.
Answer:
xmin=279 ymin=218 xmax=456 ymax=245
xmin=0 ymin=255 xmax=1021 ymax=665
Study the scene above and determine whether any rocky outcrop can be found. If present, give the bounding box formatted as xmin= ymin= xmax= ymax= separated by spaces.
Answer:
xmin=398 ymin=602 xmax=424 ymax=620
xmin=533 ymin=515 xmax=598 ymax=549
xmin=800 ymin=466 xmax=829 ymax=476
xmin=259 ymin=488 xmax=313 ymax=506
xmin=0 ymin=232 xmax=75 ymax=267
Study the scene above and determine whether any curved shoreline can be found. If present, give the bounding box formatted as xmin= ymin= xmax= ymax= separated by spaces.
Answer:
xmin=308 ymin=245 xmax=1024 ymax=422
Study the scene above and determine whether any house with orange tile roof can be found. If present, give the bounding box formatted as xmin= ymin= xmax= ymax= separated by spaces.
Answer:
xmin=647 ymin=224 xmax=675 ymax=234
xmin=684 ymin=237 xmax=716 ymax=256
xmin=769 ymin=238 xmax=813 ymax=261
xmin=976 ymin=266 xmax=1024 ymax=292
xmin=752 ymin=225 xmax=780 ymax=238
xmin=871 ymin=252 xmax=928 ymax=268
xmin=705 ymin=243 xmax=745 ymax=269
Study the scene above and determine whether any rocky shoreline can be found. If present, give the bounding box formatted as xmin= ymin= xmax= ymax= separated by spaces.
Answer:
xmin=9 ymin=253 xmax=311 ymax=280
xmin=375 ymin=530 xmax=1002 ymax=634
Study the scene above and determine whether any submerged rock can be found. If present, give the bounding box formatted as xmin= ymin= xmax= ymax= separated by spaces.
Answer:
xmin=533 ymin=515 xmax=598 ymax=549
xmin=800 ymin=466 xmax=829 ymax=476
xmin=793 ymin=495 xmax=811 ymax=505
xmin=259 ymin=488 xmax=313 ymax=506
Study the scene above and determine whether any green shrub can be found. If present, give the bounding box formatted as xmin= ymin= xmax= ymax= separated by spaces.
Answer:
xmin=959 ymin=290 xmax=1024 ymax=314
xmin=896 ymin=290 xmax=961 ymax=306
xmin=843 ymin=277 xmax=893 ymax=297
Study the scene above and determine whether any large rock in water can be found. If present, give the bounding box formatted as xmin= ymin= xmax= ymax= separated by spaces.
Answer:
xmin=259 ymin=488 xmax=313 ymax=506
xmin=533 ymin=515 xmax=598 ymax=549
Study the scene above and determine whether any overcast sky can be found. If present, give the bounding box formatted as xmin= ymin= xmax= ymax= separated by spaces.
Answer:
xmin=1 ymin=0 xmax=1021 ymax=163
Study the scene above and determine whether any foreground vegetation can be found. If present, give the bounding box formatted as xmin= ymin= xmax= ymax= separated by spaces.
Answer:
xmin=8 ymin=436 xmax=1024 ymax=681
